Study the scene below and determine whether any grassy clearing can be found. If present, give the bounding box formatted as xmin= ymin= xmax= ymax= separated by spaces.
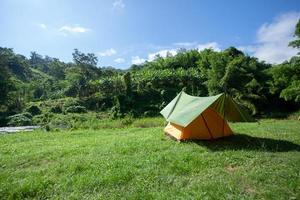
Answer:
xmin=0 ymin=119 xmax=299 ymax=199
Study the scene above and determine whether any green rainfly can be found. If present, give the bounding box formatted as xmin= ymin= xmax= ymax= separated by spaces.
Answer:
xmin=160 ymin=91 xmax=255 ymax=127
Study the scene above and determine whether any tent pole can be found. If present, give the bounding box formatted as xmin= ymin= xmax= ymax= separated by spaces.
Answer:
xmin=201 ymin=114 xmax=214 ymax=140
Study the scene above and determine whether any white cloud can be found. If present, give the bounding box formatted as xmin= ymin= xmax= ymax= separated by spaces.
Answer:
xmin=236 ymin=45 xmax=256 ymax=53
xmin=38 ymin=23 xmax=47 ymax=29
xmin=114 ymin=58 xmax=125 ymax=63
xmin=59 ymin=25 xmax=90 ymax=35
xmin=148 ymin=49 xmax=177 ymax=61
xmin=197 ymin=42 xmax=221 ymax=52
xmin=173 ymin=42 xmax=197 ymax=47
xmin=131 ymin=56 xmax=146 ymax=65
xmin=173 ymin=41 xmax=221 ymax=51
xmin=97 ymin=48 xmax=117 ymax=57
xmin=113 ymin=0 xmax=125 ymax=10
xmin=239 ymin=12 xmax=299 ymax=63
xmin=147 ymin=42 xmax=220 ymax=61
xmin=128 ymin=41 xmax=221 ymax=65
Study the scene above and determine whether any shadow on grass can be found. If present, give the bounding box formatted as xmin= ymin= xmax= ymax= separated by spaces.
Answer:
xmin=193 ymin=133 xmax=300 ymax=152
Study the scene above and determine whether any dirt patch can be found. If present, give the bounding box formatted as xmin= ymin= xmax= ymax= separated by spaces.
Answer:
xmin=225 ymin=165 xmax=239 ymax=173
xmin=244 ymin=184 xmax=256 ymax=195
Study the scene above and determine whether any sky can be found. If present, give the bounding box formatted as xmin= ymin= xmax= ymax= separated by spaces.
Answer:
xmin=0 ymin=0 xmax=299 ymax=68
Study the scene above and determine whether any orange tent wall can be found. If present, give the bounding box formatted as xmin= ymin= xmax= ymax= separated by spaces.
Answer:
xmin=164 ymin=108 xmax=233 ymax=140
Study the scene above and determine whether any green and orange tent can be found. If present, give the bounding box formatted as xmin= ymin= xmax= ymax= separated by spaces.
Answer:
xmin=160 ymin=91 xmax=254 ymax=140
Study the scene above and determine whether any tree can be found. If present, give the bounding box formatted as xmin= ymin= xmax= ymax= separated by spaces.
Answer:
xmin=123 ymin=72 xmax=132 ymax=95
xmin=197 ymin=47 xmax=270 ymax=114
xmin=0 ymin=65 xmax=14 ymax=108
xmin=30 ymin=51 xmax=44 ymax=65
xmin=269 ymin=20 xmax=300 ymax=103
xmin=48 ymin=60 xmax=65 ymax=80
xmin=0 ymin=47 xmax=23 ymax=120
xmin=289 ymin=19 xmax=300 ymax=53
xmin=72 ymin=49 xmax=98 ymax=66
xmin=270 ymin=57 xmax=300 ymax=102
xmin=64 ymin=66 xmax=83 ymax=97
xmin=70 ymin=49 xmax=101 ymax=98
xmin=0 ymin=48 xmax=31 ymax=81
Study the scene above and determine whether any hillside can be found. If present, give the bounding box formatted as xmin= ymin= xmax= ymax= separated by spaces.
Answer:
xmin=1 ymin=44 xmax=299 ymax=127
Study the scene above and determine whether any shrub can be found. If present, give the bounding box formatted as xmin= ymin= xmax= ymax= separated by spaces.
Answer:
xmin=7 ymin=112 xmax=33 ymax=126
xmin=32 ymin=112 xmax=53 ymax=125
xmin=63 ymin=98 xmax=82 ymax=108
xmin=22 ymin=112 xmax=33 ymax=119
xmin=65 ymin=106 xmax=87 ymax=113
xmin=26 ymin=105 xmax=42 ymax=116
xmin=45 ymin=124 xmax=51 ymax=131
xmin=120 ymin=115 xmax=134 ymax=126
xmin=49 ymin=105 xmax=62 ymax=113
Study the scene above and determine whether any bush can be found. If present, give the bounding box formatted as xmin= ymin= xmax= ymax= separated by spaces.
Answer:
xmin=63 ymin=98 xmax=82 ymax=108
xmin=120 ymin=115 xmax=134 ymax=126
xmin=7 ymin=112 xmax=33 ymax=126
xmin=26 ymin=105 xmax=42 ymax=116
xmin=49 ymin=105 xmax=62 ymax=113
xmin=21 ymin=112 xmax=33 ymax=119
xmin=65 ymin=106 xmax=87 ymax=113
xmin=32 ymin=112 xmax=54 ymax=125
xmin=45 ymin=124 xmax=51 ymax=131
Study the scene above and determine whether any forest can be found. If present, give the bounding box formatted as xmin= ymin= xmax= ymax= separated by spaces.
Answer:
xmin=0 ymin=21 xmax=299 ymax=128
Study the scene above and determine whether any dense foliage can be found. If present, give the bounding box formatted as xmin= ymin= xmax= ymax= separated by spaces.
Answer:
xmin=0 ymin=21 xmax=299 ymax=126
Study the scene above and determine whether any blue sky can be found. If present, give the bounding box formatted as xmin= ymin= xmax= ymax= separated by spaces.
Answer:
xmin=0 ymin=0 xmax=299 ymax=68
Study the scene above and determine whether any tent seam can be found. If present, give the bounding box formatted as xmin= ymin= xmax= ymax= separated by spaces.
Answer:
xmin=166 ymin=91 xmax=184 ymax=120
xmin=201 ymin=114 xmax=214 ymax=140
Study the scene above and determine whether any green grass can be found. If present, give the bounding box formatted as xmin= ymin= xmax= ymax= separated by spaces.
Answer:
xmin=0 ymin=119 xmax=299 ymax=199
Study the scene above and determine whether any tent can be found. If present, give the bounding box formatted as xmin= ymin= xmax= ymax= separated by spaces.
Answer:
xmin=160 ymin=91 xmax=254 ymax=140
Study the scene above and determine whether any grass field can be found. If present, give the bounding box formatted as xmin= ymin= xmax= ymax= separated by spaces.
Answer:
xmin=0 ymin=118 xmax=299 ymax=199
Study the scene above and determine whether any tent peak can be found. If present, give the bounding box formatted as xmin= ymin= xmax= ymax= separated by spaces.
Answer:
xmin=160 ymin=91 xmax=254 ymax=127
